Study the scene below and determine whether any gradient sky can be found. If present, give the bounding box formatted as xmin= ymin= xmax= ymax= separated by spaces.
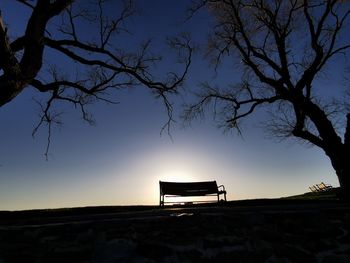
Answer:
xmin=0 ymin=0 xmax=344 ymax=210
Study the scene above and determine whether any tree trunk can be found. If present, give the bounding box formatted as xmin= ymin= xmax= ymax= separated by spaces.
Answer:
xmin=336 ymin=167 xmax=350 ymax=200
xmin=337 ymin=114 xmax=350 ymax=200
xmin=327 ymin=146 xmax=350 ymax=200
xmin=330 ymin=146 xmax=350 ymax=200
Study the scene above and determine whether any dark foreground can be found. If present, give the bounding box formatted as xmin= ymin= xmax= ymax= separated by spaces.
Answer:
xmin=0 ymin=200 xmax=350 ymax=263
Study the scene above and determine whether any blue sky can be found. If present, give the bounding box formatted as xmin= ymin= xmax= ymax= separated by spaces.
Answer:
xmin=0 ymin=0 xmax=343 ymax=210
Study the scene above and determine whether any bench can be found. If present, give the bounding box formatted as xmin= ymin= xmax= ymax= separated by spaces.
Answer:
xmin=316 ymin=182 xmax=332 ymax=191
xmin=309 ymin=185 xmax=319 ymax=192
xmin=159 ymin=181 xmax=227 ymax=206
xmin=309 ymin=182 xmax=333 ymax=192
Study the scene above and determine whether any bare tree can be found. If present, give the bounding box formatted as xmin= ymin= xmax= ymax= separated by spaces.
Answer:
xmin=0 ymin=0 xmax=192 ymax=159
xmin=185 ymin=0 xmax=350 ymax=198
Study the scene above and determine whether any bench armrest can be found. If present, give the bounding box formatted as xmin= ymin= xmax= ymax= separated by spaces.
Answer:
xmin=218 ymin=185 xmax=226 ymax=192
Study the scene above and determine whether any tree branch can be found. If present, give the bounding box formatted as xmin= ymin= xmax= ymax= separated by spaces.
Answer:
xmin=292 ymin=128 xmax=324 ymax=148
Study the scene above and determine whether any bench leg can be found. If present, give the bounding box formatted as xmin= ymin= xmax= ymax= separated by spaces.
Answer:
xmin=159 ymin=194 xmax=164 ymax=207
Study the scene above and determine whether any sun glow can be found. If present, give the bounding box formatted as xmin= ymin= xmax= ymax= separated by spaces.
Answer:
xmin=158 ymin=169 xmax=198 ymax=183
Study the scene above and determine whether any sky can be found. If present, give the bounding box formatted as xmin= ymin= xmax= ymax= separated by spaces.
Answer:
xmin=0 ymin=0 xmax=344 ymax=210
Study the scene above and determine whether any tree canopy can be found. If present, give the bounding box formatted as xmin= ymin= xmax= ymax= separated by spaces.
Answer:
xmin=0 ymin=0 xmax=192 ymax=158
xmin=185 ymin=0 xmax=350 ymax=197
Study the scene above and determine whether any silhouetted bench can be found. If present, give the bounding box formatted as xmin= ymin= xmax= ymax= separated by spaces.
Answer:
xmin=316 ymin=182 xmax=332 ymax=191
xmin=159 ymin=181 xmax=227 ymax=206
xmin=309 ymin=185 xmax=319 ymax=192
xmin=309 ymin=182 xmax=332 ymax=192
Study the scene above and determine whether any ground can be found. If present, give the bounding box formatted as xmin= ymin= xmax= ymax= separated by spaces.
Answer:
xmin=0 ymin=198 xmax=349 ymax=262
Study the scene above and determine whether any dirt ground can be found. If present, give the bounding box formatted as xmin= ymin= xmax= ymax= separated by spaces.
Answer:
xmin=0 ymin=201 xmax=350 ymax=262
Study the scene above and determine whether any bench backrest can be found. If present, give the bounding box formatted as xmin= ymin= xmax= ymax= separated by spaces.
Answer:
xmin=309 ymin=185 xmax=318 ymax=192
xmin=160 ymin=181 xmax=219 ymax=196
xmin=317 ymin=182 xmax=331 ymax=190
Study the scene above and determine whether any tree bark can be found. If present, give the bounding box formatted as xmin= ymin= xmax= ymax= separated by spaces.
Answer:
xmin=326 ymin=114 xmax=350 ymax=200
xmin=329 ymin=152 xmax=350 ymax=200
xmin=0 ymin=76 xmax=25 ymax=106
xmin=337 ymin=168 xmax=350 ymax=200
